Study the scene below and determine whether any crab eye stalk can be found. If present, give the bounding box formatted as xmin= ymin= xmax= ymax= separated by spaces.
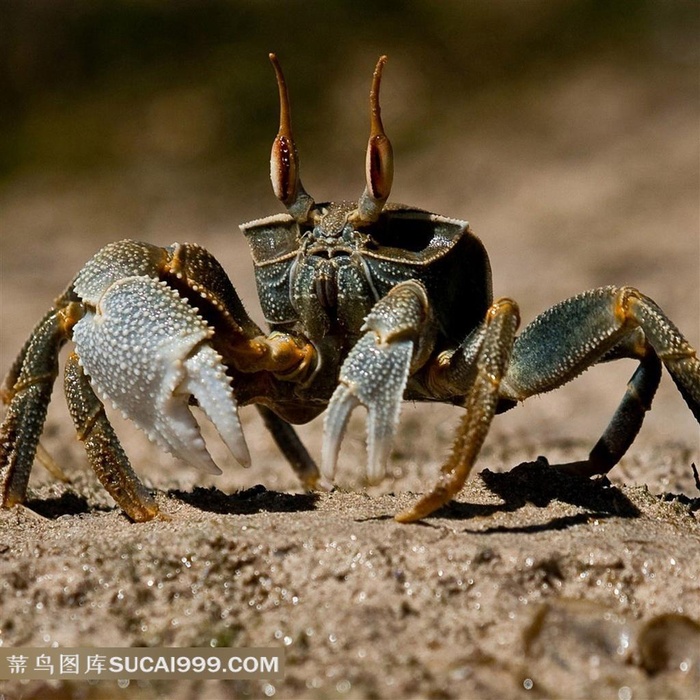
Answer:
xmin=269 ymin=53 xmax=315 ymax=223
xmin=352 ymin=55 xmax=394 ymax=226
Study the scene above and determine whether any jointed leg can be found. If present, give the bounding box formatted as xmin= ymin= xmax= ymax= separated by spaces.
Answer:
xmin=396 ymin=298 xmax=520 ymax=522
xmin=64 ymin=352 xmax=159 ymax=521
xmin=0 ymin=309 xmax=58 ymax=405
xmin=631 ymin=292 xmax=699 ymax=419
xmin=559 ymin=346 xmax=662 ymax=476
xmin=257 ymin=405 xmax=320 ymax=488
xmin=1 ymin=307 xmax=72 ymax=506
xmin=500 ymin=286 xmax=699 ymax=477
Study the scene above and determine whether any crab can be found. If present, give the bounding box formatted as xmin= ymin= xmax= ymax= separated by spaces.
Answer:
xmin=1 ymin=55 xmax=699 ymax=523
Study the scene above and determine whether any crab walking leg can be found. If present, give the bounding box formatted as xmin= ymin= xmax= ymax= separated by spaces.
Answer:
xmin=0 ymin=308 xmax=70 ymax=506
xmin=632 ymin=292 xmax=700 ymax=417
xmin=257 ymin=405 xmax=320 ymax=488
xmin=64 ymin=352 xmax=159 ymax=521
xmin=1 ymin=308 xmax=72 ymax=484
xmin=396 ymin=298 xmax=520 ymax=523
xmin=322 ymin=280 xmax=436 ymax=485
xmin=499 ymin=286 xmax=700 ymax=476
xmin=0 ymin=309 xmax=58 ymax=404
xmin=559 ymin=346 xmax=662 ymax=476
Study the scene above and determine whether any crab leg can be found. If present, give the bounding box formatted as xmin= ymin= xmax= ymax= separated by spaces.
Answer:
xmin=395 ymin=298 xmax=520 ymax=523
xmin=257 ymin=405 xmax=320 ymax=488
xmin=559 ymin=336 xmax=662 ymax=476
xmin=499 ymin=286 xmax=700 ymax=476
xmin=0 ymin=307 xmax=70 ymax=506
xmin=322 ymin=280 xmax=436 ymax=485
xmin=64 ymin=352 xmax=159 ymax=521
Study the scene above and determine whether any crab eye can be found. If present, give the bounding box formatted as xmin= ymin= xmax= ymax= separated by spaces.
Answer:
xmin=351 ymin=56 xmax=394 ymax=226
xmin=269 ymin=53 xmax=315 ymax=223
xmin=365 ymin=56 xmax=394 ymax=202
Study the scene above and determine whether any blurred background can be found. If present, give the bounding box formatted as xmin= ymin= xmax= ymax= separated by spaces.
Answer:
xmin=0 ymin=0 xmax=698 ymax=496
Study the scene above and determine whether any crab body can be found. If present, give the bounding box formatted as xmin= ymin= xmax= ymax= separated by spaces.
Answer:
xmin=2 ymin=55 xmax=698 ymax=522
xmin=243 ymin=202 xmax=491 ymax=413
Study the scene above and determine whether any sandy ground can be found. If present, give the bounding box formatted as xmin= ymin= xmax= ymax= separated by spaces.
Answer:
xmin=1 ymin=54 xmax=699 ymax=699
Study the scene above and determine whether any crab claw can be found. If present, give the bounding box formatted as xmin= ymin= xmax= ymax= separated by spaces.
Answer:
xmin=321 ymin=333 xmax=413 ymax=485
xmin=72 ymin=275 xmax=250 ymax=473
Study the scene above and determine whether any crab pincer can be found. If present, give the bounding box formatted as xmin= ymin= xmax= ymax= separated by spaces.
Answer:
xmin=72 ymin=275 xmax=251 ymax=473
xmin=322 ymin=281 xmax=435 ymax=486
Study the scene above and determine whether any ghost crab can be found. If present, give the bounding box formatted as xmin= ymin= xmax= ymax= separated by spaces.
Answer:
xmin=2 ymin=55 xmax=699 ymax=523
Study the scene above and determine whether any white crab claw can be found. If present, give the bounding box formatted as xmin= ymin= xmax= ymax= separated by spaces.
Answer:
xmin=180 ymin=346 xmax=251 ymax=468
xmin=72 ymin=275 xmax=250 ymax=472
xmin=321 ymin=386 xmax=360 ymax=483
xmin=321 ymin=334 xmax=413 ymax=486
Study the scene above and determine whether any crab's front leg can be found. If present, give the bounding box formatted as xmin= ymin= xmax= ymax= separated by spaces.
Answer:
xmin=73 ymin=239 xmax=321 ymax=480
xmin=321 ymin=280 xmax=438 ymax=485
xmin=160 ymin=242 xmax=320 ymax=486
xmin=321 ymin=283 xmax=521 ymax=522
xmin=70 ymin=243 xmax=254 ymax=478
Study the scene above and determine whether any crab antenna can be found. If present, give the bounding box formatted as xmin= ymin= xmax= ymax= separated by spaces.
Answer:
xmin=269 ymin=53 xmax=315 ymax=222
xmin=353 ymin=55 xmax=394 ymax=225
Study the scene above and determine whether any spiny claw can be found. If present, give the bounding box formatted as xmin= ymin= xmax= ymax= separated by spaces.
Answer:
xmin=321 ymin=333 xmax=413 ymax=485
xmin=321 ymin=385 xmax=360 ymax=482
xmin=72 ymin=275 xmax=250 ymax=472
xmin=180 ymin=345 xmax=251 ymax=468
